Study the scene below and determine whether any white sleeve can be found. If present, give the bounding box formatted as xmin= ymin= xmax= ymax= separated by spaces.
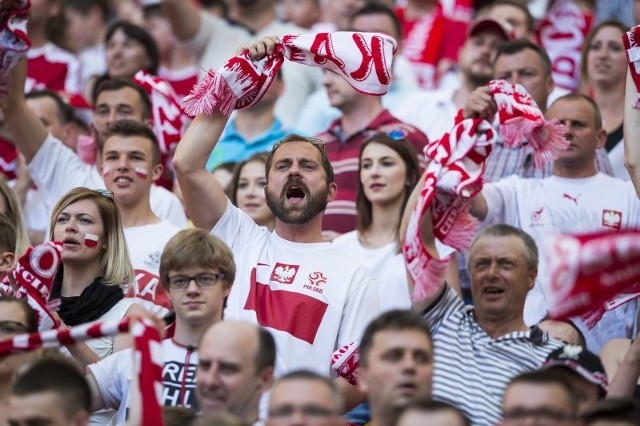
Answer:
xmin=337 ymin=267 xmax=380 ymax=349
xmin=211 ymin=198 xmax=270 ymax=253
xmin=87 ymin=350 xmax=133 ymax=409
xmin=26 ymin=134 xmax=104 ymax=209
xmin=480 ymin=175 xmax=521 ymax=227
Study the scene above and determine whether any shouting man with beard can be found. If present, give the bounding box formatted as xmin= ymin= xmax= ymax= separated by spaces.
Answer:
xmin=173 ymin=37 xmax=379 ymax=411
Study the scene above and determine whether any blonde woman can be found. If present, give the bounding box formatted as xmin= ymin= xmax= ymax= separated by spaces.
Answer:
xmin=48 ymin=187 xmax=145 ymax=368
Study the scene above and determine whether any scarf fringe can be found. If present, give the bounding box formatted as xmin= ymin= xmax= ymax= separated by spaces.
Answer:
xmin=440 ymin=210 xmax=478 ymax=250
xmin=412 ymin=256 xmax=449 ymax=301
xmin=181 ymin=70 xmax=221 ymax=117
xmin=499 ymin=116 xmax=568 ymax=169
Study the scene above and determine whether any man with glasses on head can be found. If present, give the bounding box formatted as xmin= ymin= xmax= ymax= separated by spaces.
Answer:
xmin=316 ymin=2 xmax=428 ymax=238
xmin=266 ymin=370 xmax=345 ymax=426
xmin=85 ymin=228 xmax=236 ymax=424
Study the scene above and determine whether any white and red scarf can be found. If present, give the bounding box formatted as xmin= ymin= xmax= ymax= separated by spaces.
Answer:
xmin=403 ymin=80 xmax=568 ymax=300
xmin=1 ymin=241 xmax=63 ymax=331
xmin=545 ymin=230 xmax=640 ymax=328
xmin=131 ymin=318 xmax=165 ymax=426
xmin=182 ymin=32 xmax=397 ymax=117
xmin=536 ymin=0 xmax=593 ymax=92
xmin=0 ymin=318 xmax=164 ymax=423
xmin=623 ymin=25 xmax=640 ymax=109
xmin=0 ymin=0 xmax=30 ymax=95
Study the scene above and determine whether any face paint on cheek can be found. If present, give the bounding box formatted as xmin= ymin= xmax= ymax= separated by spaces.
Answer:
xmin=84 ymin=233 xmax=99 ymax=248
xmin=102 ymin=166 xmax=112 ymax=178
xmin=134 ymin=167 xmax=149 ymax=179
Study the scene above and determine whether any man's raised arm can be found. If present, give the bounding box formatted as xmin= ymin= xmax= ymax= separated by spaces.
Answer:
xmin=173 ymin=36 xmax=281 ymax=231
xmin=173 ymin=111 xmax=230 ymax=231
xmin=0 ymin=58 xmax=48 ymax=162
xmin=400 ymin=170 xmax=446 ymax=313
xmin=161 ymin=0 xmax=202 ymax=41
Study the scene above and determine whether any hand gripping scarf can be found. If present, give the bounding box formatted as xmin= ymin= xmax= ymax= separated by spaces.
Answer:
xmin=0 ymin=241 xmax=63 ymax=331
xmin=403 ymin=80 xmax=568 ymax=301
xmin=623 ymin=25 xmax=640 ymax=109
xmin=0 ymin=0 xmax=29 ymax=95
xmin=545 ymin=230 xmax=640 ymax=328
xmin=181 ymin=32 xmax=397 ymax=117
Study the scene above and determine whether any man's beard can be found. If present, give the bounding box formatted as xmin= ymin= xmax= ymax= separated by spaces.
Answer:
xmin=266 ymin=178 xmax=329 ymax=225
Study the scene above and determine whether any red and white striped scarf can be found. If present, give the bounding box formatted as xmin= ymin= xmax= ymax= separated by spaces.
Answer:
xmin=0 ymin=0 xmax=30 ymax=95
xmin=0 ymin=318 xmax=165 ymax=423
xmin=545 ymin=230 xmax=640 ymax=328
xmin=623 ymin=25 xmax=640 ymax=109
xmin=182 ymin=32 xmax=397 ymax=117
xmin=403 ymin=80 xmax=568 ymax=300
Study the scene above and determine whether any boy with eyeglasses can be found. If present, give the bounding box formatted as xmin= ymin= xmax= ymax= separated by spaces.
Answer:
xmin=84 ymin=228 xmax=236 ymax=424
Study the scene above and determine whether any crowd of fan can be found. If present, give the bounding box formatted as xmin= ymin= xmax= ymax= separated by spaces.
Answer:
xmin=0 ymin=0 xmax=639 ymax=425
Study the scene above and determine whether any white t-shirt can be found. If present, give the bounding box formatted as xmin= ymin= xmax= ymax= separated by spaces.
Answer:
xmin=125 ymin=220 xmax=182 ymax=317
xmin=482 ymin=173 xmax=640 ymax=344
xmin=27 ymin=134 xmax=188 ymax=228
xmin=88 ymin=339 xmax=199 ymax=425
xmin=395 ymin=85 xmax=458 ymax=142
xmin=333 ymin=231 xmax=410 ymax=312
xmin=214 ymin=201 xmax=380 ymax=377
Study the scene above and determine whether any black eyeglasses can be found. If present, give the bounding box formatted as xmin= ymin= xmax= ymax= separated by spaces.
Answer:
xmin=94 ymin=189 xmax=114 ymax=200
xmin=0 ymin=320 xmax=29 ymax=336
xmin=167 ymin=273 xmax=225 ymax=289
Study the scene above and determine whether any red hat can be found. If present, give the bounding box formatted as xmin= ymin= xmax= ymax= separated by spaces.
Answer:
xmin=467 ymin=16 xmax=515 ymax=41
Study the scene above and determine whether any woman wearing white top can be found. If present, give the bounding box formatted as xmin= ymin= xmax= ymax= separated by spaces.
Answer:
xmin=333 ymin=132 xmax=420 ymax=312
xmin=581 ymin=20 xmax=629 ymax=179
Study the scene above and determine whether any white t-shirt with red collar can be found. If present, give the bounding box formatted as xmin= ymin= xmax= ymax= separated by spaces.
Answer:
xmin=214 ymin=200 xmax=380 ymax=377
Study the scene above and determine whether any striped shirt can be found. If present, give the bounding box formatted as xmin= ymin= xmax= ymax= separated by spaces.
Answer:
xmin=423 ymin=285 xmax=563 ymax=426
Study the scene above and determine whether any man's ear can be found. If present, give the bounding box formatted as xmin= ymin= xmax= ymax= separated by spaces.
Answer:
xmin=151 ymin=163 xmax=164 ymax=182
xmin=596 ymin=128 xmax=607 ymax=149
xmin=327 ymin=182 xmax=338 ymax=202
xmin=0 ymin=251 xmax=16 ymax=274
xmin=258 ymin=366 xmax=275 ymax=392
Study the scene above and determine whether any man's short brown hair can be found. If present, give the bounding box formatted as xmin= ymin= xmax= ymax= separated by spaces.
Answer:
xmin=159 ymin=228 xmax=236 ymax=292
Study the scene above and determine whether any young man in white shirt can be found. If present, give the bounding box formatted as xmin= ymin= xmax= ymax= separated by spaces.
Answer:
xmin=86 ymin=228 xmax=236 ymax=423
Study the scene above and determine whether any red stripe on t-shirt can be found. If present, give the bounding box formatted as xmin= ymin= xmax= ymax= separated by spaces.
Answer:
xmin=244 ymin=267 xmax=328 ymax=344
